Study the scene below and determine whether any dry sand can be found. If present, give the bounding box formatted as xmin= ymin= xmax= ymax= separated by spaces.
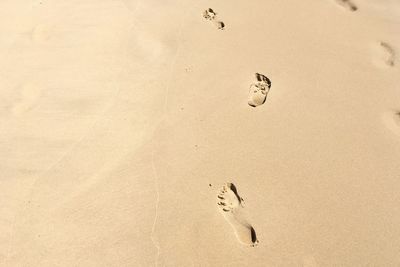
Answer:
xmin=1 ymin=0 xmax=400 ymax=266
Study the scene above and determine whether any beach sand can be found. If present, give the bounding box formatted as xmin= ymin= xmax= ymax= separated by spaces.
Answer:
xmin=1 ymin=0 xmax=400 ymax=266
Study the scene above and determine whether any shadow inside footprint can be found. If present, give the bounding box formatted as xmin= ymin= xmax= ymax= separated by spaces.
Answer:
xmin=229 ymin=183 xmax=244 ymax=205
xmin=334 ymin=0 xmax=358 ymax=11
xmin=255 ymin=73 xmax=272 ymax=88
xmin=250 ymin=227 xmax=258 ymax=244
xmin=215 ymin=21 xmax=225 ymax=30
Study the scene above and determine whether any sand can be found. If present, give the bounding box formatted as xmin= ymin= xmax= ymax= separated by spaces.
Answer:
xmin=1 ymin=0 xmax=400 ymax=266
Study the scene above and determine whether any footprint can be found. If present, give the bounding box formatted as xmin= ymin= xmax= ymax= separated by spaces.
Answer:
xmin=202 ymin=8 xmax=225 ymax=30
xmin=379 ymin=42 xmax=395 ymax=67
xmin=248 ymin=73 xmax=272 ymax=108
xmin=121 ymin=0 xmax=139 ymax=12
xmin=19 ymin=24 xmax=51 ymax=44
xmin=382 ymin=110 xmax=400 ymax=136
xmin=202 ymin=8 xmax=217 ymax=21
xmin=213 ymin=21 xmax=225 ymax=30
xmin=31 ymin=24 xmax=51 ymax=43
xmin=371 ymin=41 xmax=396 ymax=68
xmin=11 ymin=83 xmax=43 ymax=116
xmin=302 ymin=255 xmax=318 ymax=267
xmin=217 ymin=183 xmax=258 ymax=246
xmin=334 ymin=0 xmax=358 ymax=11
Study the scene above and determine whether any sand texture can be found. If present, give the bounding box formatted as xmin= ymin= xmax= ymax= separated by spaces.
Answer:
xmin=1 ymin=0 xmax=400 ymax=266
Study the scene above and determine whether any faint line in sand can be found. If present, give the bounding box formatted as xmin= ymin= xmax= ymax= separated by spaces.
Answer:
xmin=150 ymin=149 xmax=161 ymax=267
xmin=148 ymin=9 xmax=189 ymax=266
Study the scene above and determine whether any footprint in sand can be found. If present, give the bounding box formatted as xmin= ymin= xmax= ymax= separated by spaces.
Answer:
xmin=382 ymin=110 xmax=400 ymax=136
xmin=11 ymin=83 xmax=43 ymax=116
xmin=19 ymin=24 xmax=52 ymax=44
xmin=334 ymin=0 xmax=358 ymax=11
xmin=217 ymin=183 xmax=258 ymax=246
xmin=302 ymin=255 xmax=319 ymax=267
xmin=371 ymin=42 xmax=396 ymax=68
xmin=121 ymin=0 xmax=139 ymax=12
xmin=203 ymin=8 xmax=216 ymax=20
xmin=202 ymin=8 xmax=225 ymax=30
xmin=248 ymin=73 xmax=272 ymax=108
xmin=379 ymin=42 xmax=396 ymax=67
xmin=31 ymin=24 xmax=52 ymax=43
xmin=213 ymin=21 xmax=225 ymax=30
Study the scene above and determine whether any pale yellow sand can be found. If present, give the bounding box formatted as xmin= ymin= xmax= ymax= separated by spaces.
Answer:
xmin=1 ymin=0 xmax=400 ymax=266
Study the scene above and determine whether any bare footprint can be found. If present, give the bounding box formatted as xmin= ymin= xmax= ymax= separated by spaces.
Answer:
xmin=382 ymin=110 xmax=400 ymax=136
xmin=31 ymin=24 xmax=52 ymax=43
xmin=334 ymin=0 xmax=358 ymax=11
xmin=379 ymin=42 xmax=395 ymax=67
xmin=248 ymin=73 xmax=272 ymax=108
xmin=371 ymin=41 xmax=396 ymax=68
xmin=213 ymin=21 xmax=225 ymax=30
xmin=302 ymin=255 xmax=319 ymax=267
xmin=202 ymin=8 xmax=225 ymax=30
xmin=19 ymin=24 xmax=52 ymax=44
xmin=11 ymin=83 xmax=43 ymax=116
xmin=217 ymin=183 xmax=258 ymax=246
xmin=121 ymin=0 xmax=139 ymax=12
xmin=202 ymin=8 xmax=217 ymax=21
